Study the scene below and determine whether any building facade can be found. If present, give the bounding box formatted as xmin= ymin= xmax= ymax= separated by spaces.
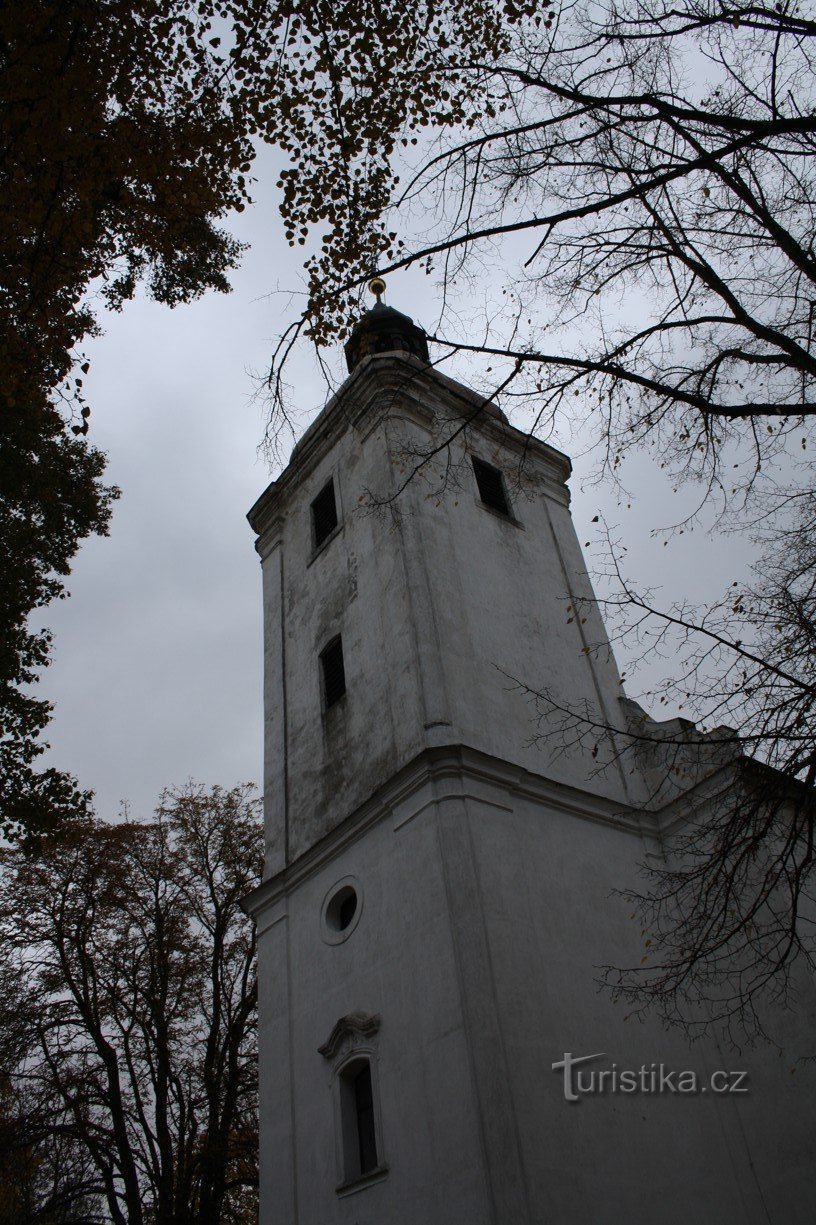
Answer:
xmin=244 ymin=302 xmax=816 ymax=1224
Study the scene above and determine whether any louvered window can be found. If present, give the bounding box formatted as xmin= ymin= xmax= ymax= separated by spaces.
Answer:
xmin=472 ymin=456 xmax=511 ymax=517
xmin=311 ymin=479 xmax=338 ymax=548
xmin=320 ymin=637 xmax=346 ymax=708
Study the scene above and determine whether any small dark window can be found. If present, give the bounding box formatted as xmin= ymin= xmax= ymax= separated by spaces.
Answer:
xmin=338 ymin=890 xmax=357 ymax=930
xmin=320 ymin=637 xmax=346 ymax=708
xmin=353 ymin=1064 xmax=378 ymax=1176
xmin=312 ymin=479 xmax=338 ymax=548
xmin=472 ymin=456 xmax=511 ymax=517
xmin=325 ymin=884 xmax=358 ymax=933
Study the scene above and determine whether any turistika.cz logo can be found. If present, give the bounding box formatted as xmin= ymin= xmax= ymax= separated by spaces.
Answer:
xmin=551 ymin=1052 xmax=749 ymax=1101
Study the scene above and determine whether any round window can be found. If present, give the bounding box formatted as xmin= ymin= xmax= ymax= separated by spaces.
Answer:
xmin=320 ymin=876 xmax=363 ymax=944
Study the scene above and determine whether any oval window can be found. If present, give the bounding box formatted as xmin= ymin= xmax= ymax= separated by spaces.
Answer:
xmin=320 ymin=877 xmax=363 ymax=944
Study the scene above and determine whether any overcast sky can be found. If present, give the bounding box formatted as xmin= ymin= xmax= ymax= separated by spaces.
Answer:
xmin=33 ymin=147 xmax=759 ymax=822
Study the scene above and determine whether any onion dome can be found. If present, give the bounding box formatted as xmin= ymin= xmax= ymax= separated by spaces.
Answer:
xmin=344 ymin=278 xmax=430 ymax=373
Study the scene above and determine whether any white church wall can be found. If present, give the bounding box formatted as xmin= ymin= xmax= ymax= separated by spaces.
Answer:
xmin=254 ymin=355 xmax=652 ymax=877
xmin=254 ymin=778 xmax=494 ymax=1225
xmin=463 ymin=778 xmax=816 ymax=1223
xmin=375 ymin=398 xmax=644 ymax=809
xmin=253 ymin=748 xmax=816 ymax=1224
xmin=247 ymin=345 xmax=816 ymax=1225
xmin=254 ymin=403 xmax=429 ymax=867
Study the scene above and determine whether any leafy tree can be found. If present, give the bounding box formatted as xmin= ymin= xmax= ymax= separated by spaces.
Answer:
xmin=2 ymin=0 xmax=271 ymax=839
xmin=0 ymin=1072 xmax=105 ymax=1224
xmin=0 ymin=783 xmax=262 ymax=1225
xmin=7 ymin=0 xmax=814 ymax=1034
xmin=0 ymin=404 xmax=117 ymax=845
xmin=1 ymin=0 xmax=528 ymax=839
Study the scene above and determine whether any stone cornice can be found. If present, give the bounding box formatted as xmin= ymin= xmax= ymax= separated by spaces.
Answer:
xmin=652 ymin=758 xmax=742 ymax=836
xmin=241 ymin=741 xmax=658 ymax=928
xmin=318 ymin=1012 xmax=381 ymax=1060
xmin=246 ymin=353 xmax=572 ymax=544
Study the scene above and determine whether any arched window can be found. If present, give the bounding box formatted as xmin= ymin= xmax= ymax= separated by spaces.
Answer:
xmin=318 ymin=1013 xmax=387 ymax=1193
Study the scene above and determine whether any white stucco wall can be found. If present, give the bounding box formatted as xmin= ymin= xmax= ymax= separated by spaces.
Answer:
xmin=250 ymin=747 xmax=816 ymax=1225
xmin=246 ymin=351 xmax=816 ymax=1225
xmin=250 ymin=354 xmax=641 ymax=875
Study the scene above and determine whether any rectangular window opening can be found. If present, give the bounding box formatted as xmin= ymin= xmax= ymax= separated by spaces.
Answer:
xmin=320 ymin=636 xmax=346 ymax=709
xmin=472 ymin=456 xmax=511 ymax=518
xmin=353 ymin=1063 xmax=378 ymax=1176
xmin=338 ymin=1058 xmax=380 ymax=1186
xmin=311 ymin=478 xmax=339 ymax=549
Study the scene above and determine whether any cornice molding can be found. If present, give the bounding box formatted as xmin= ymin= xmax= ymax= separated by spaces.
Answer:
xmin=245 ymin=353 xmax=572 ymax=539
xmin=318 ymin=1011 xmax=381 ymax=1061
xmin=242 ymin=741 xmax=658 ymax=926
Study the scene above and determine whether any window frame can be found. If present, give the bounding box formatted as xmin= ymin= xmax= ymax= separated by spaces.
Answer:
xmin=309 ymin=475 xmax=341 ymax=559
xmin=319 ymin=634 xmax=346 ymax=711
xmin=470 ymin=454 xmax=520 ymax=524
xmin=320 ymin=875 xmax=364 ymax=945
xmin=333 ymin=1051 xmax=388 ymax=1195
xmin=318 ymin=1012 xmax=388 ymax=1196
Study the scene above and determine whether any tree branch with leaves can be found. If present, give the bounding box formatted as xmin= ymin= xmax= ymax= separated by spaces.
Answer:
xmin=0 ymin=782 xmax=262 ymax=1224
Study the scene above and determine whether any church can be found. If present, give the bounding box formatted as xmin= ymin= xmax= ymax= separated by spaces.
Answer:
xmin=243 ymin=289 xmax=816 ymax=1224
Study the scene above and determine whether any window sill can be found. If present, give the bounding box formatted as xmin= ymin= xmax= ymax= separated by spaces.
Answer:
xmin=322 ymin=693 xmax=347 ymax=722
xmin=475 ymin=498 xmax=524 ymax=529
xmin=308 ymin=521 xmax=343 ymax=567
xmin=336 ymin=1164 xmax=389 ymax=1197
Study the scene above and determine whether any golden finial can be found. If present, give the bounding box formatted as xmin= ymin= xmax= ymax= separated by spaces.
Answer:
xmin=369 ymin=276 xmax=386 ymax=304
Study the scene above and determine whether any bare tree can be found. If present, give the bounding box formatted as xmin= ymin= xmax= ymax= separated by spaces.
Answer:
xmin=0 ymin=1072 xmax=106 ymax=1224
xmin=268 ymin=0 xmax=816 ymax=496
xmin=0 ymin=783 xmax=261 ymax=1225
xmin=505 ymin=492 xmax=816 ymax=1043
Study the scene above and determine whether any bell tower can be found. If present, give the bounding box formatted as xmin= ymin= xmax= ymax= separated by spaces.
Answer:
xmin=244 ymin=291 xmax=816 ymax=1225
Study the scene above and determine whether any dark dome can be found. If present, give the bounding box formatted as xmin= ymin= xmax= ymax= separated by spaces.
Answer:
xmin=344 ymin=301 xmax=430 ymax=373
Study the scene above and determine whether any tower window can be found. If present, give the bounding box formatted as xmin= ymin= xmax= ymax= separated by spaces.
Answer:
xmin=311 ymin=478 xmax=339 ymax=548
xmin=472 ymin=456 xmax=511 ymax=517
xmin=320 ymin=877 xmax=363 ymax=945
xmin=338 ymin=1058 xmax=381 ymax=1183
xmin=320 ymin=636 xmax=346 ymax=708
xmin=352 ymin=1063 xmax=378 ymax=1175
xmin=318 ymin=1013 xmax=386 ymax=1192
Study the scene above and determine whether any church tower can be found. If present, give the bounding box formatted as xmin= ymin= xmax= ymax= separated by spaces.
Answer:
xmin=244 ymin=291 xmax=816 ymax=1225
